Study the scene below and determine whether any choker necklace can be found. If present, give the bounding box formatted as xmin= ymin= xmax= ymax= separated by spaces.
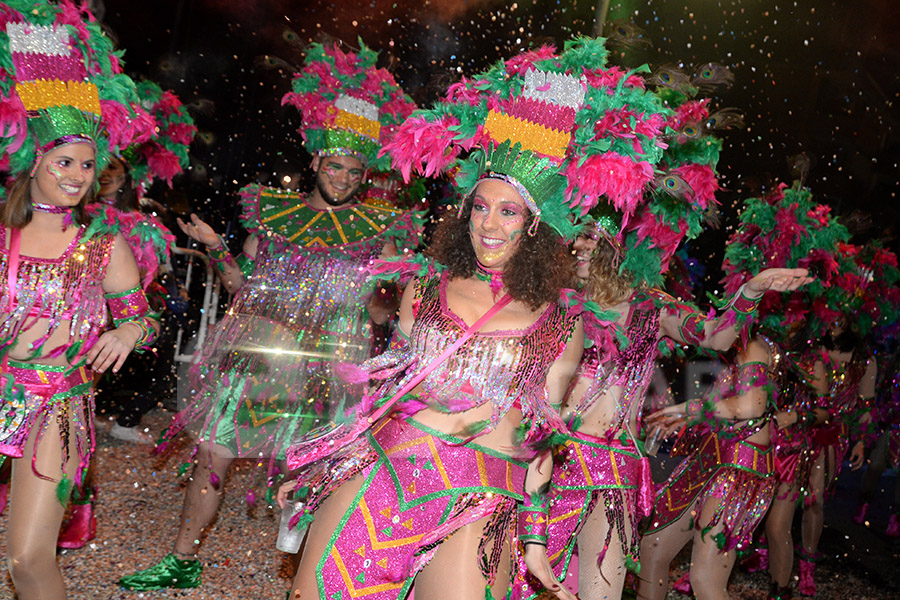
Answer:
xmin=30 ymin=202 xmax=72 ymax=214
xmin=475 ymin=263 xmax=504 ymax=297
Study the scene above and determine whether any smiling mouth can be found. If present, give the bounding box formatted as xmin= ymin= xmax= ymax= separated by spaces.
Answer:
xmin=479 ymin=236 xmax=506 ymax=248
xmin=60 ymin=184 xmax=82 ymax=196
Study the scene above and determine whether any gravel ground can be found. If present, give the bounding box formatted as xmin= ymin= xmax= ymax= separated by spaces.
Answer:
xmin=0 ymin=410 xmax=897 ymax=599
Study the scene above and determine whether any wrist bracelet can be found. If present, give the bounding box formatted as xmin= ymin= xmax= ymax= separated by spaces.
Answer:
xmin=207 ymin=236 xmax=236 ymax=271
xmin=518 ymin=491 xmax=550 ymax=545
xmin=730 ymin=284 xmax=762 ymax=315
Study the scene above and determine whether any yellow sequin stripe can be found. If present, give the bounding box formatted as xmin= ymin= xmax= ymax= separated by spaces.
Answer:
xmin=332 ymin=109 xmax=380 ymax=140
xmin=15 ymin=79 xmax=101 ymax=115
xmin=484 ymin=109 xmax=571 ymax=159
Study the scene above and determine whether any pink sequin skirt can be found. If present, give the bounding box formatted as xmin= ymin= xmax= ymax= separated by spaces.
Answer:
xmin=649 ymin=431 xmax=775 ymax=551
xmin=513 ymin=433 xmax=644 ymax=600
xmin=0 ymin=360 xmax=94 ymax=484
xmin=773 ymin=422 xmax=848 ymax=503
xmin=307 ymin=416 xmax=527 ymax=600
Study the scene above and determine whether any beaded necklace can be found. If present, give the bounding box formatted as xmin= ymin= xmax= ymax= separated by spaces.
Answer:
xmin=31 ymin=201 xmax=72 ymax=215
xmin=475 ymin=263 xmax=504 ymax=297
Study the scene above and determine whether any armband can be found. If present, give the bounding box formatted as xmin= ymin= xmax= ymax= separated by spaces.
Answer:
xmin=678 ymin=313 xmax=705 ymax=346
xmin=236 ymin=252 xmax=255 ymax=278
xmin=207 ymin=236 xmax=237 ymax=273
xmin=105 ymin=286 xmax=157 ymax=353
xmin=728 ymin=284 xmax=762 ymax=316
xmin=518 ymin=490 xmax=550 ymax=546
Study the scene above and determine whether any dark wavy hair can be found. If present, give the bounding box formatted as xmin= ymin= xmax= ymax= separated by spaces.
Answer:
xmin=426 ymin=195 xmax=574 ymax=310
xmin=0 ymin=169 xmax=93 ymax=229
xmin=107 ymin=157 xmax=140 ymax=213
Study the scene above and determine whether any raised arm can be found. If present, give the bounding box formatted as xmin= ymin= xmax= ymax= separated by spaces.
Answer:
xmin=177 ymin=213 xmax=255 ymax=295
xmin=659 ymin=267 xmax=812 ymax=351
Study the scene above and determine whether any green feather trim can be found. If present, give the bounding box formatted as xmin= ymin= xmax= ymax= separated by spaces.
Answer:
xmin=56 ymin=476 xmax=73 ymax=505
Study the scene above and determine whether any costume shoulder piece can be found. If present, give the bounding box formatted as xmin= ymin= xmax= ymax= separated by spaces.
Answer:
xmin=238 ymin=183 xmax=417 ymax=253
xmin=83 ymin=204 xmax=175 ymax=289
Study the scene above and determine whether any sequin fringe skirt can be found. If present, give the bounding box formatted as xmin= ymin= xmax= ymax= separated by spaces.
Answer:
xmin=0 ymin=360 xmax=94 ymax=484
xmin=513 ymin=433 xmax=642 ymax=600
xmin=649 ymin=432 xmax=775 ymax=551
xmin=308 ymin=416 xmax=527 ymax=600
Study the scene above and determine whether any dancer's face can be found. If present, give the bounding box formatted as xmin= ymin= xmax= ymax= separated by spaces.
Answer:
xmin=573 ymin=225 xmax=600 ymax=281
xmin=98 ymin=156 xmax=126 ymax=200
xmin=30 ymin=143 xmax=96 ymax=207
xmin=311 ymin=155 xmax=366 ymax=207
xmin=467 ymin=179 xmax=528 ymax=270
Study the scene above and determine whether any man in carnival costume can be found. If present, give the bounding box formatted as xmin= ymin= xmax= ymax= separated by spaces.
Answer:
xmin=119 ymin=40 xmax=423 ymax=591
xmin=0 ymin=1 xmax=158 ymax=597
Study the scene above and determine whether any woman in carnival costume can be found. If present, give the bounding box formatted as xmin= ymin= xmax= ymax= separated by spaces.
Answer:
xmin=119 ymin=41 xmax=423 ymax=590
xmin=516 ymin=78 xmax=811 ymax=599
xmin=853 ymin=268 xmax=900 ymax=538
xmin=57 ymin=80 xmax=195 ymax=549
xmin=278 ymin=37 xmax=679 ymax=600
xmin=0 ymin=2 xmax=157 ymax=597
xmin=636 ymin=181 xmax=841 ymax=600
xmin=761 ymin=236 xmax=887 ymax=599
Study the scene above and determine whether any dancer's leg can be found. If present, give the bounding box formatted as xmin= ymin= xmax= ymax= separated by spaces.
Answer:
xmin=7 ymin=410 xmax=80 ymax=600
xmin=765 ymin=482 xmax=798 ymax=588
xmin=800 ymin=453 xmax=826 ymax=555
xmin=415 ymin=512 xmax=512 ymax=600
xmin=636 ymin=508 xmax=695 ymax=600
xmin=173 ymin=442 xmax=234 ymax=557
xmin=290 ymin=474 xmax=365 ymax=599
xmin=575 ymin=500 xmax=631 ymax=600
xmin=859 ymin=434 xmax=889 ymax=503
xmin=688 ymin=497 xmax=735 ymax=600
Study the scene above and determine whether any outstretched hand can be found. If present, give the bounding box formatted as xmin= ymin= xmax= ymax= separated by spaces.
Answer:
xmin=523 ymin=544 xmax=577 ymax=600
xmin=745 ymin=268 xmax=813 ymax=295
xmin=176 ymin=213 xmax=221 ymax=247
xmin=646 ymin=402 xmax=688 ymax=438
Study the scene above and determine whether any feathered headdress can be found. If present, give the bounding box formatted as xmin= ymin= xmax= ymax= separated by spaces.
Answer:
xmin=382 ymin=37 xmax=671 ymax=239
xmin=122 ymin=80 xmax=197 ymax=195
xmin=721 ymin=181 xmax=850 ymax=342
xmin=584 ymin=63 xmax=739 ymax=287
xmin=281 ymin=39 xmax=417 ymax=172
xmin=0 ymin=0 xmax=153 ymax=179
xmin=834 ymin=241 xmax=900 ymax=340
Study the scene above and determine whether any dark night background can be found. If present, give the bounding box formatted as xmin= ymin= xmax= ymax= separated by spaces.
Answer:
xmin=99 ymin=0 xmax=900 ymax=296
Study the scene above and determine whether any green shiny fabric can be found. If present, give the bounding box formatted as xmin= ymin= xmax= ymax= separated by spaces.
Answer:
xmin=118 ymin=553 xmax=202 ymax=590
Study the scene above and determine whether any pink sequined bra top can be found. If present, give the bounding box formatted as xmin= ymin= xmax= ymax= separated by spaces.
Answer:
xmin=362 ymin=272 xmax=578 ymax=440
xmin=574 ymin=299 xmax=662 ymax=430
xmin=0 ymin=226 xmax=114 ymax=358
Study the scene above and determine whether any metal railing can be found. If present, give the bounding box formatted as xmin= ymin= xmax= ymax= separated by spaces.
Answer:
xmin=171 ymin=246 xmax=221 ymax=364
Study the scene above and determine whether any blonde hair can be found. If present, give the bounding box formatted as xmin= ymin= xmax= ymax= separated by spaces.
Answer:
xmin=586 ymin=238 xmax=640 ymax=307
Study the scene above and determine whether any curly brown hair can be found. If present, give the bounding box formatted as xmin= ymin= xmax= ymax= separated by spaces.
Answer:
xmin=587 ymin=236 xmax=640 ymax=307
xmin=426 ymin=196 xmax=574 ymax=310
xmin=1 ymin=170 xmax=93 ymax=229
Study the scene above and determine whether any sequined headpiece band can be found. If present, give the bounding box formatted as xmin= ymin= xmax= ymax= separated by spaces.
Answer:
xmin=318 ymin=147 xmax=369 ymax=168
xmin=458 ymin=172 xmax=542 ymax=236
xmin=29 ymin=133 xmax=97 ymax=177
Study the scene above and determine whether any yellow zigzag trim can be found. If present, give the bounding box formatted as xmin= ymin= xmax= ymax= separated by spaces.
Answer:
xmin=333 ymin=109 xmax=381 ymax=140
xmin=484 ymin=110 xmax=570 ymax=159
xmin=16 ymin=79 xmax=101 ymax=115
